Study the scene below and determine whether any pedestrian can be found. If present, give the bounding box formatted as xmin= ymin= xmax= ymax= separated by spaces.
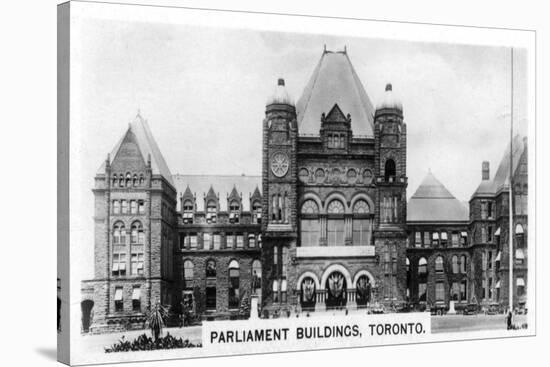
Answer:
xmin=506 ymin=309 xmax=513 ymax=330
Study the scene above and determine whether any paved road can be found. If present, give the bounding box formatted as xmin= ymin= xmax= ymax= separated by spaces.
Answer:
xmin=431 ymin=314 xmax=528 ymax=333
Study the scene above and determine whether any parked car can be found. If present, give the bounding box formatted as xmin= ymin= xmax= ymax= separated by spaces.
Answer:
xmin=485 ymin=303 xmax=502 ymax=315
xmin=463 ymin=303 xmax=479 ymax=315
xmin=430 ymin=303 xmax=448 ymax=316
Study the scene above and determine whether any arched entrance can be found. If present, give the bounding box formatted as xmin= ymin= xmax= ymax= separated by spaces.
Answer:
xmin=355 ymin=275 xmax=372 ymax=308
xmin=81 ymin=300 xmax=94 ymax=333
xmin=325 ymin=271 xmax=347 ymax=309
xmin=300 ymin=276 xmax=317 ymax=311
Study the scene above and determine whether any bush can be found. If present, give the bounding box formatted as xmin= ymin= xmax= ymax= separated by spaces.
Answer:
xmin=104 ymin=333 xmax=202 ymax=353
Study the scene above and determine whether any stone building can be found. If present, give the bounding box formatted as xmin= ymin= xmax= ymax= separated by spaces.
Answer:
xmin=81 ymin=47 xmax=528 ymax=332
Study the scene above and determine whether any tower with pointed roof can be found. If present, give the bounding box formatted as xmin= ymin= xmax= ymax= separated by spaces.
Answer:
xmin=83 ymin=113 xmax=178 ymax=332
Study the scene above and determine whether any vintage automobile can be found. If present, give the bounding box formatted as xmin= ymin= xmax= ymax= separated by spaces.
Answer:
xmin=485 ymin=303 xmax=502 ymax=315
xmin=430 ymin=302 xmax=448 ymax=316
xmin=462 ymin=303 xmax=479 ymax=315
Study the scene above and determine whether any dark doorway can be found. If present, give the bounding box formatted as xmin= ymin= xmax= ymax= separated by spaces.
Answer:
xmin=325 ymin=272 xmax=347 ymax=309
xmin=81 ymin=300 xmax=94 ymax=333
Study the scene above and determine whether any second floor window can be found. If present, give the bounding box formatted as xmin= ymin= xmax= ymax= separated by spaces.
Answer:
xmin=112 ymin=253 xmax=126 ymax=276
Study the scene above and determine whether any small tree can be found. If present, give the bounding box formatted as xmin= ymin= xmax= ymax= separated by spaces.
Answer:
xmin=146 ymin=302 xmax=170 ymax=341
xmin=239 ymin=290 xmax=250 ymax=318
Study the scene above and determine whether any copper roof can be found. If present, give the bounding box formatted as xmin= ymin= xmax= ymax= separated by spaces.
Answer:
xmin=407 ymin=172 xmax=469 ymax=222
xmin=98 ymin=114 xmax=175 ymax=187
xmin=172 ymin=174 xmax=261 ymax=212
xmin=296 ymin=50 xmax=375 ymax=137
xmin=473 ymin=134 xmax=526 ymax=197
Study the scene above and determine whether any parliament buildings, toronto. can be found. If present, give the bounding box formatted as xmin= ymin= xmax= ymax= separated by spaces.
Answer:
xmin=81 ymin=48 xmax=528 ymax=333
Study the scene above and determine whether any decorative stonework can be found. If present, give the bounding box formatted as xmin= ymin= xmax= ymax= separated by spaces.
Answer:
xmin=299 ymin=166 xmax=374 ymax=186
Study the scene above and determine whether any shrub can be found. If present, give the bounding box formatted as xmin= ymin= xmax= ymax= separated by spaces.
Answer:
xmin=104 ymin=333 xmax=202 ymax=353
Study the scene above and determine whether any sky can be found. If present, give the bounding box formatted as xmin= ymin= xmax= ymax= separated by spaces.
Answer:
xmin=72 ymin=16 xmax=528 ymax=279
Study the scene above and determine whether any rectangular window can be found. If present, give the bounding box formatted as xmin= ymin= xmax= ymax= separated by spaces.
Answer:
xmin=460 ymin=280 xmax=467 ymax=301
xmin=112 ymin=253 xmax=127 ymax=276
xmin=282 ymin=247 xmax=288 ymax=278
xmin=487 ymin=225 xmax=493 ymax=243
xmin=189 ymin=234 xmax=197 ymax=249
xmin=481 ymin=201 xmax=488 ymax=219
xmin=451 ymin=232 xmax=459 ymax=247
xmin=213 ymin=234 xmax=221 ymax=250
xmin=487 ymin=201 xmax=494 ymax=219
xmin=415 ymin=232 xmax=422 ymax=247
xmin=121 ymin=200 xmax=128 ymax=214
xmin=113 ymin=200 xmax=120 ymax=214
xmin=236 ymin=235 xmax=244 ymax=248
xmin=461 ymin=232 xmax=468 ymax=246
xmin=130 ymin=200 xmax=137 ymax=214
xmin=352 ymin=219 xmax=371 ymax=246
xmin=132 ymin=287 xmax=141 ymax=312
xmin=435 ymin=282 xmax=445 ymax=302
xmin=488 ymin=277 xmax=493 ymax=299
xmin=138 ymin=200 xmax=145 ymax=214
xmin=424 ymin=232 xmax=430 ymax=247
xmin=481 ymin=226 xmax=487 ymax=243
xmin=440 ymin=232 xmax=448 ymax=247
xmin=131 ymin=253 xmax=144 ymax=275
xmin=114 ymin=287 xmax=123 ymax=312
xmin=432 ymin=232 xmax=439 ymax=246
xmin=203 ymin=233 xmax=212 ymax=250
xmin=301 ymin=219 xmax=320 ymax=247
xmin=418 ymin=283 xmax=427 ymax=302
xmin=482 ymin=252 xmax=487 ymax=271
xmin=206 ymin=287 xmax=216 ymax=311
xmin=226 ymin=234 xmax=234 ymax=249
xmin=488 ymin=251 xmax=493 ymax=270
xmin=248 ymin=234 xmax=256 ymax=248
xmin=482 ymin=279 xmax=487 ymax=300
xmin=327 ymin=219 xmax=345 ymax=246
xmin=517 ymin=278 xmax=526 ymax=296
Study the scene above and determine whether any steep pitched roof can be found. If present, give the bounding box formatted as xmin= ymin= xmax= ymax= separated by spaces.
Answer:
xmin=171 ymin=174 xmax=261 ymax=212
xmin=99 ymin=114 xmax=174 ymax=186
xmin=408 ymin=172 xmax=469 ymax=222
xmin=473 ymin=134 xmax=526 ymax=197
xmin=296 ymin=50 xmax=375 ymax=137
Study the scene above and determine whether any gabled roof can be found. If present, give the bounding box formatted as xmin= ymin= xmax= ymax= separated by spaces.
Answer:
xmin=296 ymin=50 xmax=375 ymax=137
xmin=408 ymin=171 xmax=469 ymax=222
xmin=473 ymin=134 xmax=526 ymax=197
xmin=171 ymin=174 xmax=261 ymax=212
xmin=99 ymin=113 xmax=174 ymax=186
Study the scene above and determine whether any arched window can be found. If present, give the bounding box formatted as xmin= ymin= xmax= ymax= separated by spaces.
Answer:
xmin=273 ymin=280 xmax=279 ymax=303
xmin=113 ymin=222 xmax=125 ymax=245
xmin=418 ymin=257 xmax=428 ymax=275
xmin=119 ymin=173 xmax=124 ymax=187
xmin=206 ymin=259 xmax=216 ymax=278
xmin=125 ymin=173 xmax=132 ymax=187
xmin=183 ymin=200 xmax=194 ymax=212
xmin=300 ymin=277 xmax=316 ymax=309
xmin=133 ymin=174 xmax=138 ymax=187
xmin=228 ymin=260 xmax=240 ymax=309
xmin=301 ymin=200 xmax=320 ymax=247
xmin=452 ymin=255 xmax=459 ymax=274
xmin=139 ymin=174 xmax=144 ymax=186
xmin=435 ymin=256 xmax=444 ymax=273
xmin=352 ymin=200 xmax=372 ymax=246
xmin=356 ymin=275 xmax=372 ymax=307
xmin=183 ymin=260 xmax=194 ymax=289
xmin=384 ymin=159 xmax=396 ymax=182
xmin=406 ymin=257 xmax=410 ymax=272
xmin=112 ymin=174 xmax=117 ymax=186
xmin=460 ymin=255 xmax=467 ymax=274
xmin=327 ymin=200 xmax=345 ymax=246
xmin=252 ymin=260 xmax=262 ymax=292
xmin=131 ymin=221 xmax=144 ymax=244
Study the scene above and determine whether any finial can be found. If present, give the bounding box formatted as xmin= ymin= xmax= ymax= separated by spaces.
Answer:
xmin=278 ymin=78 xmax=285 ymax=86
xmin=385 ymin=83 xmax=392 ymax=92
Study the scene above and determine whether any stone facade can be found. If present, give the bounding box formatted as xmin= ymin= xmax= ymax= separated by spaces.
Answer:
xmin=81 ymin=49 xmax=529 ymax=333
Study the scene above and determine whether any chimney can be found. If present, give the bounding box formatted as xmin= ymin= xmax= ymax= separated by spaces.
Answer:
xmin=482 ymin=161 xmax=490 ymax=180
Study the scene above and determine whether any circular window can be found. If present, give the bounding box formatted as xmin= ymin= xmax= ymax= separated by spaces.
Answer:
xmin=299 ymin=168 xmax=309 ymax=183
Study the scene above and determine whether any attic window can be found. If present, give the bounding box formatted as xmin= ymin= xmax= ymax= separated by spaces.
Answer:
xmin=328 ymin=133 xmax=345 ymax=149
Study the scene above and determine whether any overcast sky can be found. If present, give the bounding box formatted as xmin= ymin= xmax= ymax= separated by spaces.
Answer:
xmin=73 ymin=17 xmax=528 ymax=278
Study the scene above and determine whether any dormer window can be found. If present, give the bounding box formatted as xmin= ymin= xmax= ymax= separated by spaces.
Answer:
xmin=229 ymin=200 xmax=240 ymax=223
xmin=182 ymin=200 xmax=194 ymax=224
xmin=206 ymin=200 xmax=217 ymax=223
xmin=328 ymin=133 xmax=346 ymax=149
xmin=253 ymin=201 xmax=262 ymax=224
